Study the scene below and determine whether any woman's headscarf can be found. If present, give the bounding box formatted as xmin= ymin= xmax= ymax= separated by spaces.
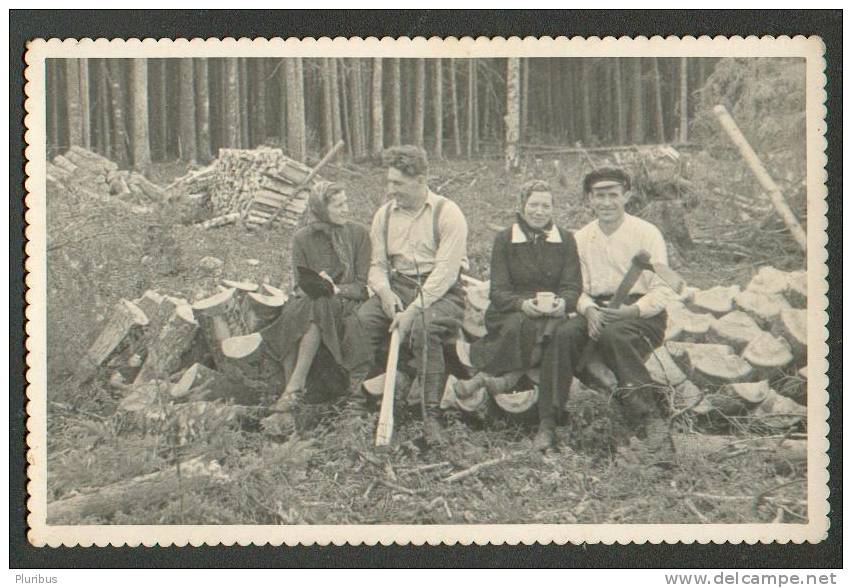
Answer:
xmin=515 ymin=179 xmax=555 ymax=242
xmin=307 ymin=181 xmax=355 ymax=284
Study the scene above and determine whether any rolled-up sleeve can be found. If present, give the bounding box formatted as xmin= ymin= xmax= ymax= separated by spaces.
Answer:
xmin=410 ymin=201 xmax=468 ymax=309
xmin=367 ymin=206 xmax=393 ymax=298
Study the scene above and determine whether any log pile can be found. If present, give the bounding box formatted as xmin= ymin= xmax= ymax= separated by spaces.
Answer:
xmin=166 ymin=147 xmax=315 ymax=229
xmin=46 ymin=146 xmax=164 ymax=212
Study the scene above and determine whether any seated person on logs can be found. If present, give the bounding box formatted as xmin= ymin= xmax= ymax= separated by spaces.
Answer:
xmin=356 ymin=145 xmax=468 ymax=445
xmin=574 ymin=167 xmax=675 ymax=454
xmin=263 ymin=181 xmax=371 ymax=411
xmin=461 ymin=180 xmax=587 ymax=451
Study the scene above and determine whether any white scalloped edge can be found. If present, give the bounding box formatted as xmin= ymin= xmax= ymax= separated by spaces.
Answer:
xmin=23 ymin=36 xmax=829 ymax=547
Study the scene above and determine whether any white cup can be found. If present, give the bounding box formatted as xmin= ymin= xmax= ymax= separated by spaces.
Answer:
xmin=535 ymin=291 xmax=555 ymax=310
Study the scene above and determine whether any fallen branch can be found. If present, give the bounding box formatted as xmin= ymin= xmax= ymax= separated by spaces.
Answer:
xmin=442 ymin=452 xmax=521 ymax=483
xmin=376 ymin=478 xmax=418 ymax=495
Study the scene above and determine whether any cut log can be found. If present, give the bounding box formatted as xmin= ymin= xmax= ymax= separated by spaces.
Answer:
xmin=262 ymin=283 xmax=286 ymax=298
xmin=723 ymin=381 xmax=770 ymax=405
xmin=75 ymin=299 xmax=149 ymax=381
xmin=673 ymin=380 xmax=706 ymax=413
xmin=689 ymin=350 xmax=755 ymax=387
xmin=221 ymin=279 xmax=258 ymax=292
xmin=645 ymin=346 xmax=687 ymax=386
xmin=785 ymin=270 xmax=807 ymax=308
xmin=742 ymin=331 xmax=793 ymax=376
xmin=455 ymin=338 xmax=473 ymax=369
xmin=687 ymin=285 xmax=740 ymax=317
xmin=47 ymin=457 xmax=228 ymax=525
xmin=734 ymin=289 xmax=791 ymax=329
xmin=493 ymin=387 xmax=538 ymax=415
xmin=708 ymin=310 xmax=764 ymax=352
xmin=193 ymin=288 xmax=237 ymax=368
xmin=753 ymin=387 xmax=806 ymax=428
xmin=441 ymin=374 xmax=489 ymax=413
xmin=196 ymin=212 xmax=240 ymax=229
xmin=170 ymin=363 xmax=240 ymax=401
xmin=747 ymin=266 xmax=791 ymax=295
xmin=771 ymin=308 xmax=807 ymax=364
xmin=666 ymin=304 xmax=713 ymax=342
xmin=220 ymin=332 xmax=285 ymax=403
xmin=672 ymin=433 xmax=806 ymax=462
xmin=132 ymin=290 xmax=164 ymax=320
xmin=666 ymin=341 xmax=734 ymax=371
xmin=134 ymin=304 xmax=199 ymax=383
xmin=242 ymin=290 xmax=286 ymax=331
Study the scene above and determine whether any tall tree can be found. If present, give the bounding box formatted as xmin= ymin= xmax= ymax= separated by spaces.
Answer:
xmin=285 ymin=58 xmax=306 ymax=162
xmin=320 ymin=58 xmax=335 ymax=153
xmin=630 ymin=58 xmax=644 ymax=144
xmin=679 ymin=57 xmax=689 ymax=143
xmin=390 ymin=58 xmax=402 ymax=146
xmin=520 ymin=57 xmax=529 ymax=144
xmin=130 ymin=59 xmax=151 ymax=169
xmin=448 ymin=58 xmax=462 ymax=156
xmin=238 ymin=58 xmax=250 ymax=148
xmin=433 ymin=58 xmax=443 ymax=158
xmin=580 ymin=59 xmax=593 ymax=143
xmin=371 ymin=58 xmax=384 ymax=159
xmin=64 ymin=59 xmax=84 ymax=147
xmin=652 ymin=57 xmax=666 ymax=142
xmin=194 ymin=58 xmax=212 ymax=162
xmin=223 ymin=58 xmax=241 ymax=148
xmin=613 ymin=58 xmax=627 ymax=145
xmin=154 ymin=59 xmax=169 ymax=159
xmin=413 ymin=58 xmax=426 ymax=147
xmin=251 ymin=58 xmax=267 ymax=148
xmin=107 ymin=59 xmax=129 ymax=166
xmin=329 ymin=58 xmax=343 ymax=153
xmin=505 ymin=57 xmax=521 ymax=171
xmin=178 ymin=59 xmax=197 ymax=162
xmin=349 ymin=58 xmax=367 ymax=159
xmin=466 ymin=59 xmax=478 ymax=157
xmin=79 ymin=59 xmax=91 ymax=148
xmin=97 ymin=59 xmax=112 ymax=158
xmin=276 ymin=59 xmax=287 ymax=150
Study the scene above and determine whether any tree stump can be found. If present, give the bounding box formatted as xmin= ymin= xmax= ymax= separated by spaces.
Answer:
xmin=134 ymin=304 xmax=198 ymax=384
xmin=192 ymin=288 xmax=238 ymax=369
xmin=771 ymin=308 xmax=807 ymax=364
xmin=687 ymin=285 xmax=739 ymax=317
xmin=242 ymin=289 xmax=287 ymax=331
xmin=75 ymin=299 xmax=149 ymax=382
xmin=742 ymin=331 xmax=794 ymax=378
xmin=735 ymin=289 xmax=791 ymax=329
xmin=220 ymin=332 xmax=285 ymax=404
xmin=645 ymin=346 xmax=687 ymax=386
xmin=708 ymin=310 xmax=764 ymax=352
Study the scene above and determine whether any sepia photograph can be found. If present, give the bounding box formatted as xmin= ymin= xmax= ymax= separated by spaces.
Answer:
xmin=23 ymin=36 xmax=827 ymax=546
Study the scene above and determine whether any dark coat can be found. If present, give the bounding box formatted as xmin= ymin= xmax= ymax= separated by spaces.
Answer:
xmin=470 ymin=223 xmax=583 ymax=376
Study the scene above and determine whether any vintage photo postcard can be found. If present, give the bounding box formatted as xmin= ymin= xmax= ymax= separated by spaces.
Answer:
xmin=24 ymin=35 xmax=828 ymax=547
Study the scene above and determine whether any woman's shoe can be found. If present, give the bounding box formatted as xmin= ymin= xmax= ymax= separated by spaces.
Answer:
xmin=271 ymin=389 xmax=303 ymax=413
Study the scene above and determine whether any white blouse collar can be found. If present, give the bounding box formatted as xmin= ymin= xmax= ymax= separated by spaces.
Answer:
xmin=511 ymin=223 xmax=563 ymax=244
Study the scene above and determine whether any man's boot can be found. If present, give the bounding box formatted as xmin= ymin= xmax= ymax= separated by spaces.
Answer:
xmin=643 ymin=415 xmax=675 ymax=461
xmin=533 ymin=416 xmax=556 ymax=451
xmin=421 ymin=372 xmax=448 ymax=446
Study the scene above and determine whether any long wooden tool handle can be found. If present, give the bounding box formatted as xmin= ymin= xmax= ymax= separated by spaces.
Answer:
xmin=375 ymin=328 xmax=401 ymax=447
xmin=713 ymin=105 xmax=806 ymax=253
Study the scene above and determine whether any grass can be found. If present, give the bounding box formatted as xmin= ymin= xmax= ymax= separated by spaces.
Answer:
xmin=43 ymin=153 xmax=807 ymax=526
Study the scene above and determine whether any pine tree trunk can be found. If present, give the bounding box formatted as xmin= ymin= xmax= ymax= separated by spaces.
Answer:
xmin=413 ymin=58 xmax=426 ymax=148
xmin=613 ymin=58 xmax=627 ymax=145
xmin=321 ymin=58 xmax=335 ymax=153
xmin=48 ymin=61 xmax=61 ymax=153
xmin=277 ymin=59 xmax=287 ymax=150
xmin=224 ymin=58 xmax=241 ymax=148
xmin=155 ymin=59 xmax=169 ymax=160
xmin=505 ymin=57 xmax=521 ymax=171
xmin=194 ymin=58 xmax=212 ymax=163
xmin=349 ymin=58 xmax=367 ymax=159
xmin=329 ymin=58 xmax=343 ymax=152
xmin=679 ymin=57 xmax=689 ymax=143
xmin=252 ymin=58 xmax=267 ymax=148
xmin=652 ymin=57 xmax=666 ymax=143
xmin=65 ymin=59 xmax=83 ymax=147
xmin=466 ymin=59 xmax=478 ymax=157
xmin=97 ymin=59 xmax=112 ymax=158
xmin=339 ymin=59 xmax=352 ymax=158
xmin=630 ymin=58 xmax=644 ymax=144
xmin=107 ymin=59 xmax=129 ymax=166
xmin=130 ymin=58 xmax=151 ymax=169
xmin=285 ymin=58 xmax=306 ymax=162
xmin=178 ymin=59 xmax=197 ymax=162
xmin=448 ymin=59 xmax=462 ymax=157
xmin=371 ymin=57 xmax=384 ymax=159
xmin=433 ymin=58 xmax=443 ymax=158
xmin=520 ymin=57 xmax=529 ymax=144
xmin=391 ymin=58 xmax=402 ymax=146
xmin=581 ymin=60 xmax=593 ymax=144
xmin=239 ymin=58 xmax=250 ymax=148
xmin=79 ymin=59 xmax=91 ymax=149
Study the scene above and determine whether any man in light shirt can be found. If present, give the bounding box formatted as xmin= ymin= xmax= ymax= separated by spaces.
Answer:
xmin=357 ymin=145 xmax=468 ymax=444
xmin=574 ymin=167 xmax=676 ymax=453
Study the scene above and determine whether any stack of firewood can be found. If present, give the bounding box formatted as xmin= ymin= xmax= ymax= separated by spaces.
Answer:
xmin=166 ymin=147 xmax=314 ymax=229
xmin=46 ymin=146 xmax=164 ymax=211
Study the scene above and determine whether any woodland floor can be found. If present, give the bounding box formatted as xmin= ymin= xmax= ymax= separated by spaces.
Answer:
xmin=44 ymin=154 xmax=808 ymax=525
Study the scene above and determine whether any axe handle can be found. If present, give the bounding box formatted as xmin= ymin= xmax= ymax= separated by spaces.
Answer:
xmin=375 ymin=328 xmax=401 ymax=446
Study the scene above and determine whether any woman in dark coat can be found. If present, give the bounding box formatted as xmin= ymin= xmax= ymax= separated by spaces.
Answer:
xmin=262 ymin=181 xmax=371 ymax=410
xmin=466 ymin=180 xmax=587 ymax=450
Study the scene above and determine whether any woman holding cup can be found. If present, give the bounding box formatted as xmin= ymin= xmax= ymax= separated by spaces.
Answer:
xmin=464 ymin=180 xmax=587 ymax=450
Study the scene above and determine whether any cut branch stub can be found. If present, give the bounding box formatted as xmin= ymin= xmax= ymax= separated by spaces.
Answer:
xmin=170 ymin=363 xmax=240 ymax=402
xmin=220 ymin=332 xmax=285 ymax=403
xmin=687 ymin=285 xmax=740 ymax=317
xmin=734 ymin=290 xmax=791 ymax=329
xmin=666 ymin=304 xmax=713 ymax=342
xmin=708 ymin=310 xmax=764 ymax=352
xmin=770 ymin=308 xmax=807 ymax=364
xmin=741 ymin=331 xmax=793 ymax=376
xmin=75 ymin=299 xmax=149 ymax=382
xmin=134 ymin=304 xmax=198 ymax=384
xmin=645 ymin=346 xmax=687 ymax=386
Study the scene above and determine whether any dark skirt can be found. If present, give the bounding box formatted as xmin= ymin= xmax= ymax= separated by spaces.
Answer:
xmin=260 ymin=295 xmax=366 ymax=402
xmin=470 ymin=311 xmax=549 ymax=375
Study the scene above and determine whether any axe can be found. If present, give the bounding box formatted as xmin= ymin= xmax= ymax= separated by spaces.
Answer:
xmin=375 ymin=328 xmax=401 ymax=447
xmin=576 ymin=250 xmax=685 ymax=371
